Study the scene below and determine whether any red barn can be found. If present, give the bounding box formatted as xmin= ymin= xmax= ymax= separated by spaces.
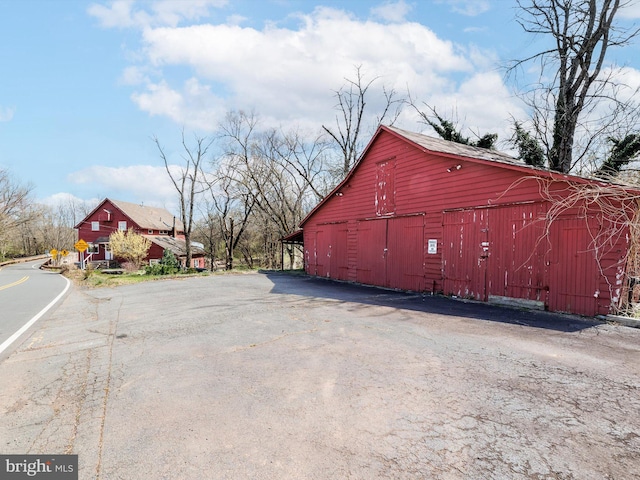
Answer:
xmin=75 ymin=198 xmax=205 ymax=268
xmin=297 ymin=126 xmax=635 ymax=317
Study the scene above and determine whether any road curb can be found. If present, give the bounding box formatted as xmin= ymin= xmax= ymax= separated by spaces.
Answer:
xmin=604 ymin=314 xmax=640 ymax=329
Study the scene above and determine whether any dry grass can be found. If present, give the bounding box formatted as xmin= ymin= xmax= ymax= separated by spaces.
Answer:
xmin=61 ymin=266 xmax=263 ymax=288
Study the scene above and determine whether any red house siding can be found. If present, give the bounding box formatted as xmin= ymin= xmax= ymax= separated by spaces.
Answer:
xmin=76 ymin=199 xmax=141 ymax=262
xmin=76 ymin=199 xmax=191 ymax=265
xmin=301 ymin=127 xmax=630 ymax=317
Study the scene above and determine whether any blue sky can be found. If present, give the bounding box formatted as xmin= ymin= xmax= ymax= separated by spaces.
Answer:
xmin=1 ymin=0 xmax=639 ymax=212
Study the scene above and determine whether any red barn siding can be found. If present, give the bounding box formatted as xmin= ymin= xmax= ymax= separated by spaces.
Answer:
xmin=300 ymin=127 xmax=631 ymax=316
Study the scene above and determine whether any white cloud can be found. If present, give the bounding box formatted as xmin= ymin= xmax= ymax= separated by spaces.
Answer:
xmin=131 ymin=78 xmax=225 ymax=129
xmin=93 ymin=3 xmax=527 ymax=149
xmin=463 ymin=26 xmax=488 ymax=33
xmin=88 ymin=0 xmax=137 ymax=28
xmin=618 ymin=2 xmax=640 ymax=19
xmin=370 ymin=0 xmax=413 ymax=23
xmin=118 ymin=65 xmax=149 ymax=85
xmin=226 ymin=14 xmax=247 ymax=26
xmin=442 ymin=0 xmax=491 ymax=16
xmin=39 ymin=192 xmax=101 ymax=211
xmin=88 ymin=0 xmax=228 ymax=29
xmin=127 ymin=6 xmax=479 ymax=131
xmin=410 ymin=70 xmax=527 ymax=143
xmin=0 ymin=106 xmax=15 ymax=122
xmin=69 ymin=164 xmax=181 ymax=208
xmin=609 ymin=66 xmax=640 ymax=102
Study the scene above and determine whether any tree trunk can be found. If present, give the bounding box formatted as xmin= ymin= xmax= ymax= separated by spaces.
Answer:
xmin=225 ymin=218 xmax=234 ymax=270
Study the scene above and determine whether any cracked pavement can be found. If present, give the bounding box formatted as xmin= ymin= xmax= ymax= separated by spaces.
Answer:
xmin=1 ymin=272 xmax=639 ymax=479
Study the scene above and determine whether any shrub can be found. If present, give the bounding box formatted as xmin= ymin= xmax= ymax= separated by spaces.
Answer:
xmin=161 ymin=249 xmax=180 ymax=269
xmin=145 ymin=250 xmax=181 ymax=275
xmin=109 ymin=229 xmax=151 ymax=270
xmin=145 ymin=263 xmax=175 ymax=275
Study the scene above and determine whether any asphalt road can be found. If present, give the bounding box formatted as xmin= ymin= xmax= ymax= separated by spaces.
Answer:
xmin=0 ymin=260 xmax=69 ymax=358
xmin=0 ymin=272 xmax=638 ymax=479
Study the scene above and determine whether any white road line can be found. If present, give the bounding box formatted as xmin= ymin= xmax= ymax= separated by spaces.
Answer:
xmin=0 ymin=276 xmax=71 ymax=356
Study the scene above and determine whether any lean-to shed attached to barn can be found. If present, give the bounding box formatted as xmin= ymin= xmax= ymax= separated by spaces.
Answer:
xmin=297 ymin=125 xmax=638 ymax=317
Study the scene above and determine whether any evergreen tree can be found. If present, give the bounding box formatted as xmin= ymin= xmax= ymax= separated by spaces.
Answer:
xmin=510 ymin=121 xmax=546 ymax=168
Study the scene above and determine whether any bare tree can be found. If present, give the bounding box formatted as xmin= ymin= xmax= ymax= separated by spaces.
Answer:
xmin=154 ymin=131 xmax=212 ymax=269
xmin=220 ymin=110 xmax=331 ymax=267
xmin=193 ymin=209 xmax=222 ymax=270
xmin=323 ymin=65 xmax=404 ymax=177
xmin=510 ymin=0 xmax=640 ymax=173
xmin=202 ymin=157 xmax=256 ymax=270
xmin=0 ymin=169 xmax=35 ymax=259
xmin=34 ymin=197 xmax=95 ymax=254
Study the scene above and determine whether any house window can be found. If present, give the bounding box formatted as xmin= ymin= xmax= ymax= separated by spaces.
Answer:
xmin=88 ymin=243 xmax=99 ymax=254
xmin=91 ymin=221 xmax=99 ymax=231
xmin=148 ymin=229 xmax=154 ymax=234
xmin=118 ymin=221 xmax=127 ymax=231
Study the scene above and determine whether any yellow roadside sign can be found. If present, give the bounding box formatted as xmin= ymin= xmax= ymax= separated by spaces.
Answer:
xmin=50 ymin=249 xmax=58 ymax=257
xmin=61 ymin=249 xmax=69 ymax=257
xmin=75 ymin=239 xmax=89 ymax=252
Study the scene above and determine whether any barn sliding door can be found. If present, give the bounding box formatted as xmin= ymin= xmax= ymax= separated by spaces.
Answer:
xmin=314 ymin=223 xmax=348 ymax=280
xmin=356 ymin=218 xmax=387 ymax=286
xmin=546 ymin=217 xmax=599 ymax=315
xmin=442 ymin=209 xmax=489 ymax=300
xmin=443 ymin=205 xmax=546 ymax=303
xmin=387 ymin=216 xmax=426 ymax=291
xmin=356 ymin=215 xmax=425 ymax=291
xmin=442 ymin=204 xmax=607 ymax=315
xmin=485 ymin=203 xmax=547 ymax=305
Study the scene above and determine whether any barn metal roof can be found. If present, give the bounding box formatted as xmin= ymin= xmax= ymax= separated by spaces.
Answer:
xmin=143 ymin=235 xmax=205 ymax=258
xmin=385 ymin=126 xmax=525 ymax=167
xmin=281 ymin=230 xmax=304 ymax=243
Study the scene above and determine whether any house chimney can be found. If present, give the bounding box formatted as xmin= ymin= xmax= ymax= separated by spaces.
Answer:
xmin=172 ymin=216 xmax=176 ymax=238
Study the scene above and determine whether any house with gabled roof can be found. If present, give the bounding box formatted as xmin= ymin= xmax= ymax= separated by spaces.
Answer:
xmin=295 ymin=125 xmax=636 ymax=317
xmin=75 ymin=198 xmax=205 ymax=268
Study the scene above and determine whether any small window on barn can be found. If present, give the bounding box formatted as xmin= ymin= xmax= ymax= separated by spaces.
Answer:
xmin=375 ymin=158 xmax=396 ymax=216
xmin=159 ymin=230 xmax=168 ymax=235
xmin=91 ymin=221 xmax=99 ymax=231
xmin=148 ymin=229 xmax=154 ymax=234
xmin=118 ymin=221 xmax=127 ymax=231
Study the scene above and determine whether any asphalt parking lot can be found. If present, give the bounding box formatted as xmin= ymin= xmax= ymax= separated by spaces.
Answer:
xmin=1 ymin=272 xmax=639 ymax=479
